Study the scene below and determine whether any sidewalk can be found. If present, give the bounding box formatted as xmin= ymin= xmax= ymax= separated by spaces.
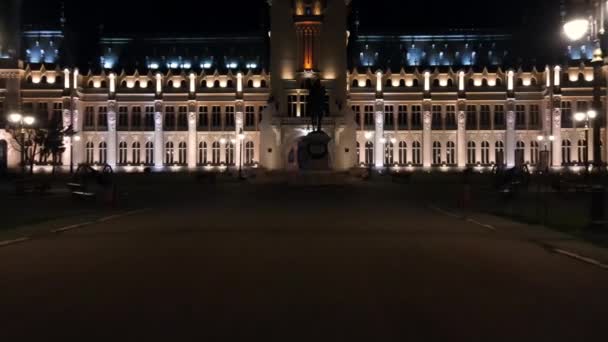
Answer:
xmin=433 ymin=204 xmax=608 ymax=268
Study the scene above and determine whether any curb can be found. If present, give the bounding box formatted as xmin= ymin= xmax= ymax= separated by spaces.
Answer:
xmin=0 ymin=208 xmax=150 ymax=248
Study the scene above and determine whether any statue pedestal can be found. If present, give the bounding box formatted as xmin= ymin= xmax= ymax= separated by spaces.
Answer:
xmin=298 ymin=131 xmax=331 ymax=171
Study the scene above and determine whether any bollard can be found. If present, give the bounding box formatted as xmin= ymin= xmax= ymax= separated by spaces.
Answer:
xmin=589 ymin=185 xmax=605 ymax=231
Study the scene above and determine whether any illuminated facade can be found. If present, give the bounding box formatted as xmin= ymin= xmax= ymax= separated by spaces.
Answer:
xmin=0 ymin=0 xmax=605 ymax=172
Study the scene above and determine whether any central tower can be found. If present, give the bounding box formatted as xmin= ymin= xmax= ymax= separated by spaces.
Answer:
xmin=260 ymin=0 xmax=356 ymax=171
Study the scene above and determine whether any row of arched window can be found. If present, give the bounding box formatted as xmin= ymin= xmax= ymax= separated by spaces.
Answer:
xmin=85 ymin=141 xmax=255 ymax=166
xmin=356 ymin=140 xmax=555 ymax=166
xmin=85 ymin=79 xmax=268 ymax=89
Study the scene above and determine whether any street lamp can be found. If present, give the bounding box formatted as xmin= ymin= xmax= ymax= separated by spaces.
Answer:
xmin=564 ymin=0 xmax=607 ymax=231
xmin=537 ymin=134 xmax=555 ymax=173
xmin=6 ymin=113 xmax=36 ymax=174
xmin=574 ymin=110 xmax=596 ymax=169
xmin=238 ymin=128 xmax=245 ymax=179
xmin=563 ymin=0 xmax=605 ymax=169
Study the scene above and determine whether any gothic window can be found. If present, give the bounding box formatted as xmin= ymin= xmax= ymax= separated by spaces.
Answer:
xmin=398 ymin=141 xmax=407 ymax=164
xmin=178 ymin=142 xmax=187 ymax=165
xmin=562 ymin=139 xmax=572 ymax=164
xmin=118 ymin=141 xmax=128 ymax=164
xmin=365 ymin=141 xmax=374 ymax=165
xmin=98 ymin=141 xmax=107 ymax=164
xmin=145 ymin=142 xmax=154 ymax=165
xmin=481 ymin=141 xmax=490 ymax=164
xmin=165 ymin=141 xmax=174 ymax=164
xmin=467 ymin=141 xmax=476 ymax=164
xmin=245 ymin=141 xmax=255 ymax=165
xmin=412 ymin=141 xmax=421 ymax=165
xmin=446 ymin=141 xmax=455 ymax=165
xmin=198 ymin=141 xmax=207 ymax=165
xmin=132 ymin=142 xmax=141 ymax=164
xmin=433 ymin=141 xmax=442 ymax=164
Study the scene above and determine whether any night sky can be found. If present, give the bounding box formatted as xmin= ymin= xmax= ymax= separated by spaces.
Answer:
xmin=24 ymin=0 xmax=557 ymax=34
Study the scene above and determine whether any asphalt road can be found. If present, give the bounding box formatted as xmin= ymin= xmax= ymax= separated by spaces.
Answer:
xmin=1 ymin=183 xmax=607 ymax=341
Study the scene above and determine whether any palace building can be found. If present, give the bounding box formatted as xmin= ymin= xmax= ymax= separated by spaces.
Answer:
xmin=0 ymin=0 xmax=604 ymax=173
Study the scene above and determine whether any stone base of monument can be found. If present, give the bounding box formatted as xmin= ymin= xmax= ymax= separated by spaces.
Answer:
xmin=297 ymin=131 xmax=331 ymax=171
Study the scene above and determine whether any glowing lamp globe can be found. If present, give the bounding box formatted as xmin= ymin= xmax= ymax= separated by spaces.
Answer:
xmin=23 ymin=116 xmax=36 ymax=125
xmin=8 ymin=113 xmax=22 ymax=123
xmin=564 ymin=19 xmax=589 ymax=41
xmin=587 ymin=110 xmax=597 ymax=119
xmin=574 ymin=112 xmax=586 ymax=122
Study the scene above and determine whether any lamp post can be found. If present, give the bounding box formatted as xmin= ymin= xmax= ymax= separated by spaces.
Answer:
xmin=537 ymin=134 xmax=555 ymax=173
xmin=574 ymin=109 xmax=597 ymax=170
xmin=563 ymin=1 xmax=605 ymax=169
xmin=564 ymin=1 xmax=606 ymax=230
xmin=238 ymin=128 xmax=245 ymax=179
xmin=7 ymin=113 xmax=36 ymax=174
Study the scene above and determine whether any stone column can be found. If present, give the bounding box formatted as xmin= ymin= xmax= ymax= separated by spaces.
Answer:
xmin=106 ymin=100 xmax=117 ymax=168
xmin=154 ymin=100 xmax=164 ymax=169
xmin=374 ymin=99 xmax=384 ymax=168
xmin=72 ymin=97 xmax=83 ymax=166
xmin=422 ymin=100 xmax=432 ymax=168
xmin=457 ymin=100 xmax=467 ymax=168
xmin=235 ymin=100 xmax=244 ymax=169
xmin=187 ymin=100 xmax=197 ymax=169
xmin=552 ymin=96 xmax=562 ymax=167
xmin=505 ymin=99 xmax=516 ymax=168
xmin=61 ymin=97 xmax=72 ymax=168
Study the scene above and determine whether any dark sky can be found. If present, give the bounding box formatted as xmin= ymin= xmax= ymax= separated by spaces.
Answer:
xmin=24 ymin=0 xmax=557 ymax=34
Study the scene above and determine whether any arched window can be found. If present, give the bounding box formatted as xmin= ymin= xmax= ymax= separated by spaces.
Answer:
xmin=578 ymin=139 xmax=588 ymax=163
xmin=385 ymin=79 xmax=392 ymax=87
xmin=134 ymin=80 xmax=140 ymax=88
xmin=132 ymin=142 xmax=141 ymax=164
xmin=118 ymin=141 xmax=128 ymax=164
xmin=398 ymin=141 xmax=407 ymax=164
xmin=121 ymin=80 xmax=127 ymax=88
xmin=178 ymin=142 xmax=187 ymax=165
xmin=365 ymin=141 xmax=374 ymax=165
xmin=562 ymin=139 xmax=572 ymax=164
xmin=198 ymin=141 xmax=207 ymax=165
xmin=86 ymin=142 xmax=94 ymax=164
xmin=167 ymin=80 xmax=174 ymax=88
xmin=145 ymin=142 xmax=154 ymax=165
xmin=578 ymin=73 xmax=585 ymax=82
xmin=365 ymin=79 xmax=372 ymax=88
xmin=399 ymin=79 xmax=406 ymax=87
xmin=468 ymin=78 xmax=475 ymax=87
xmin=88 ymin=80 xmax=94 ymax=88
xmin=100 ymin=80 xmax=107 ymax=88
xmin=98 ymin=142 xmax=107 ymax=164
xmin=446 ymin=141 xmax=455 ymax=165
xmin=213 ymin=80 xmax=220 ymax=88
xmin=481 ymin=78 xmax=488 ymax=87
xmin=495 ymin=141 xmax=505 ymax=165
xmin=495 ymin=78 xmax=503 ymax=87
xmin=467 ymin=141 xmax=476 ymax=164
xmin=412 ymin=79 xmax=419 ymax=87
xmin=530 ymin=141 xmax=539 ymax=165
xmin=165 ymin=141 xmax=174 ymax=164
xmin=412 ymin=141 xmax=421 ymax=165
xmin=26 ymin=76 xmax=32 ymax=84
xmin=247 ymin=80 xmax=253 ymax=88
xmin=530 ymin=77 xmax=537 ymax=86
xmin=481 ymin=141 xmax=490 ymax=164
xmin=245 ymin=141 xmax=255 ymax=165
xmin=356 ymin=141 xmax=361 ymax=163
xmin=180 ymin=80 xmax=187 ymax=88
xmin=226 ymin=80 xmax=234 ymax=88
xmin=225 ymin=142 xmax=235 ymax=165
xmin=260 ymin=80 xmax=267 ymax=88
xmin=385 ymin=141 xmax=394 ymax=165
xmin=352 ymin=79 xmax=358 ymax=88
xmin=447 ymin=78 xmax=454 ymax=87
xmin=432 ymin=79 xmax=440 ymax=87
xmin=516 ymin=141 xmax=525 ymax=165
xmin=432 ymin=141 xmax=442 ymax=165
xmin=212 ymin=141 xmax=221 ymax=164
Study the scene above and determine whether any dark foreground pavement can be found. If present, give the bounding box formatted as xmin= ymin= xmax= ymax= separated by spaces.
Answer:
xmin=1 ymin=183 xmax=607 ymax=341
